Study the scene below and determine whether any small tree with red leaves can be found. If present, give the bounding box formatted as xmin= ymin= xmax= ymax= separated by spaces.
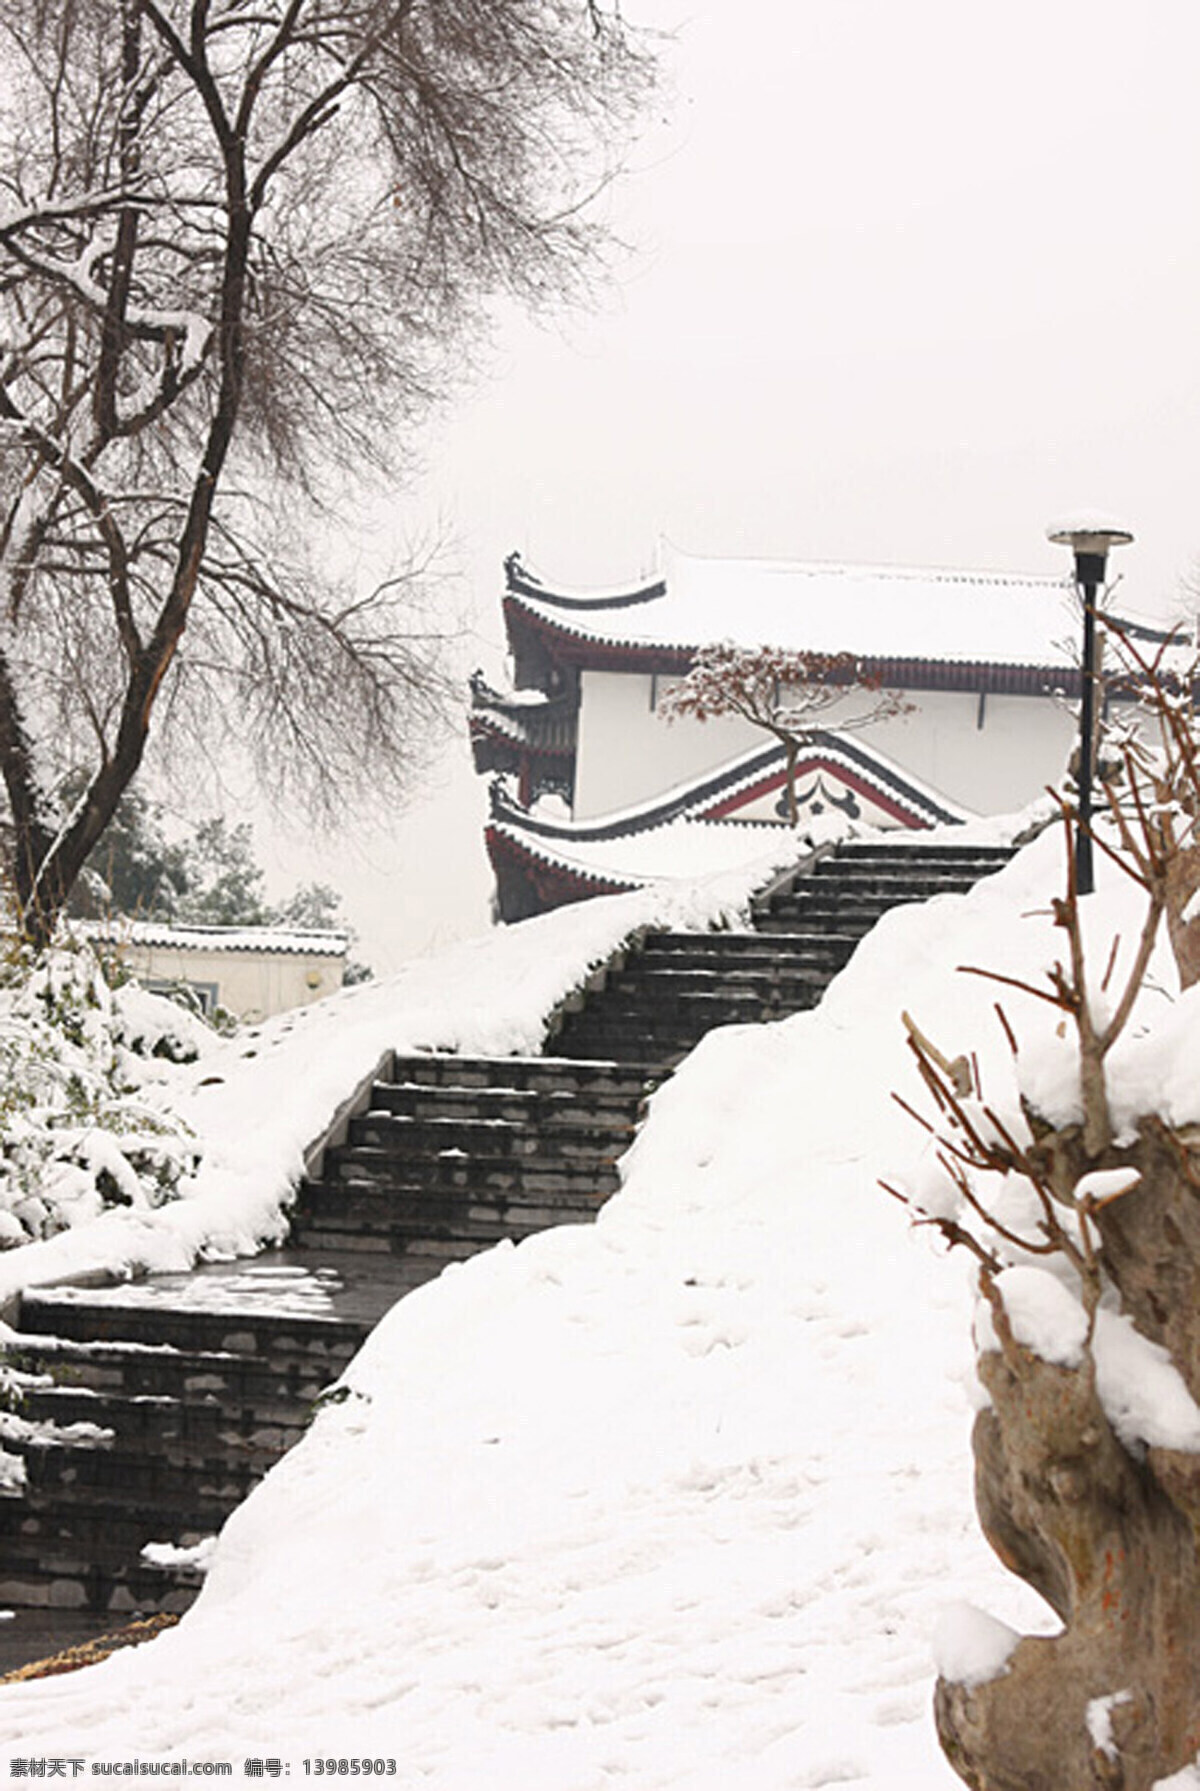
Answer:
xmin=658 ymin=642 xmax=911 ymax=824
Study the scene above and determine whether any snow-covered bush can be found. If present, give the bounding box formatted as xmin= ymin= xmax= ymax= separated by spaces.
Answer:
xmin=0 ymin=942 xmax=209 ymax=1248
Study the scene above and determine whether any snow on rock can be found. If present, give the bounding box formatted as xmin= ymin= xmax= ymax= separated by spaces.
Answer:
xmin=981 ymin=1266 xmax=1090 ymax=1369
xmin=140 ymin=1536 xmax=217 ymax=1575
xmin=1087 ymin=1689 xmax=1133 ymax=1762
xmin=1093 ymin=1309 xmax=1200 ymax=1455
xmin=932 ymin=1601 xmax=1021 ymax=1689
xmin=975 ymin=1265 xmax=1200 ymax=1456
xmin=1108 ymin=980 xmax=1200 ymax=1138
xmin=1075 ymin=1166 xmax=1142 ymax=1207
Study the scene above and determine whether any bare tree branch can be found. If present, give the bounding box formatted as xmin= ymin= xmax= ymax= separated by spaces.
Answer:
xmin=0 ymin=0 xmax=656 ymax=943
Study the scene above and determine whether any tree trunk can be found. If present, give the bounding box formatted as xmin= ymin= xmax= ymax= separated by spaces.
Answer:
xmin=784 ymin=737 xmax=799 ymax=825
xmin=936 ymin=1121 xmax=1200 ymax=1789
xmin=1165 ymin=841 xmax=1200 ymax=991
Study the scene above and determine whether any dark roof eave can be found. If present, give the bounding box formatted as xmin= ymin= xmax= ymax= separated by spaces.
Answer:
xmin=468 ymin=712 xmax=576 ymax=759
xmin=505 ymin=567 xmax=666 ymax=610
xmin=484 ymin=823 xmax=637 ymax=898
xmin=504 ymin=596 xmax=1082 ymax=695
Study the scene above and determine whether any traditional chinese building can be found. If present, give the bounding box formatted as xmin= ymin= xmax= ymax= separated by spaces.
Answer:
xmin=470 ymin=544 xmax=1151 ymax=921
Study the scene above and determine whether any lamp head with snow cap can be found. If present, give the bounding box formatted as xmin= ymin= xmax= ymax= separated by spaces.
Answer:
xmin=1046 ymin=513 xmax=1134 ymax=589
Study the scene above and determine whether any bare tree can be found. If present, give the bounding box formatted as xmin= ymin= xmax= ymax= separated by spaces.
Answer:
xmin=0 ymin=0 xmax=654 ymax=946
xmin=658 ymin=641 xmax=912 ymax=825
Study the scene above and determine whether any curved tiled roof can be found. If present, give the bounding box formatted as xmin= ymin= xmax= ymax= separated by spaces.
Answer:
xmin=485 ymin=731 xmax=971 ymax=890
xmin=76 ymin=920 xmax=349 ymax=957
xmin=468 ymin=701 xmax=576 ymax=757
xmin=503 ymin=546 xmax=1180 ymax=684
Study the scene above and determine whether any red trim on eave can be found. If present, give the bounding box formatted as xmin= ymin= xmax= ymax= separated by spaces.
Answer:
xmin=701 ymin=764 xmax=932 ymax=829
xmin=485 ymin=824 xmax=635 ymax=899
xmin=504 ymin=595 xmax=1077 ymax=695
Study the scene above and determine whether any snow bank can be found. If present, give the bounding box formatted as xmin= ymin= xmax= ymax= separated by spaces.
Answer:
xmin=0 ymin=951 xmax=207 ymax=1279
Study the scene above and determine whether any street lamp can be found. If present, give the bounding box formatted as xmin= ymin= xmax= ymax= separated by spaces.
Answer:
xmin=1046 ymin=515 xmax=1134 ymax=895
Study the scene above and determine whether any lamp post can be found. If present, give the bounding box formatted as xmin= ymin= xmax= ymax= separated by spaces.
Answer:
xmin=1046 ymin=516 xmax=1134 ymax=895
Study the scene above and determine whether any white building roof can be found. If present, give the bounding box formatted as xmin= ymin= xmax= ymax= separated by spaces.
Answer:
xmin=75 ymin=920 xmax=349 ymax=957
xmin=509 ymin=544 xmax=1173 ymax=669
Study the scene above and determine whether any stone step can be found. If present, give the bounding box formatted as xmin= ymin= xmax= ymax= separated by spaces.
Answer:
xmin=388 ymin=1055 xmax=659 ymax=1094
xmin=291 ymin=1209 xmax=590 ymax=1257
xmin=20 ymin=1441 xmax=265 ymax=1512
xmin=799 ymin=874 xmax=997 ymax=899
xmin=604 ymin=964 xmax=832 ymax=996
xmin=19 ymin=1387 xmax=303 ymax=1475
xmin=10 ymin=1493 xmax=231 ymax=1570
xmin=0 ymin=1521 xmax=203 ymax=1617
xmin=763 ymin=879 xmax=978 ymax=910
xmin=754 ymin=899 xmax=935 ymax=930
xmin=369 ymin=1084 xmax=646 ymax=1126
xmin=810 ymin=852 xmax=1005 ymax=873
xmin=15 ymin=1292 xmax=366 ymax=1366
xmin=324 ymin=1145 xmax=624 ymax=1197
xmin=299 ymin=1177 xmax=602 ymax=1222
xmin=0 ymin=1499 xmax=217 ymax=1615
xmin=5 ymin=1335 xmax=352 ymax=1421
xmin=345 ymin=1112 xmax=636 ymax=1162
xmin=640 ymin=930 xmax=857 ymax=961
xmin=556 ymin=988 xmax=816 ymax=1028
xmin=555 ymin=1023 xmax=789 ymax=1065
xmin=834 ymin=841 xmax=1012 ymax=857
xmin=286 ymin=1226 xmax=478 ymax=1265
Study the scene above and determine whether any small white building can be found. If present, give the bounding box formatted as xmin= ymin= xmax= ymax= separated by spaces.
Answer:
xmin=471 ymin=545 xmax=1171 ymax=919
xmin=80 ymin=921 xmax=348 ymax=1022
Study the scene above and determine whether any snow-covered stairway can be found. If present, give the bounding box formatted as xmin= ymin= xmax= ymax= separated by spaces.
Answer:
xmin=548 ymin=838 xmax=1014 ymax=1064
xmin=0 ymin=1286 xmax=370 ymax=1622
xmin=0 ymin=838 xmax=1008 ymax=1655
xmin=287 ymin=1053 xmax=654 ymax=1264
xmin=0 ymin=1052 xmax=654 ymax=1637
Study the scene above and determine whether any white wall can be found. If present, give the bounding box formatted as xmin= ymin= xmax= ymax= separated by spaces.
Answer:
xmin=120 ymin=944 xmax=345 ymax=1022
xmin=855 ymin=689 xmax=1076 ymax=814
xmin=572 ymin=668 xmax=1078 ymax=820
xmin=573 ymin=671 xmax=754 ymax=818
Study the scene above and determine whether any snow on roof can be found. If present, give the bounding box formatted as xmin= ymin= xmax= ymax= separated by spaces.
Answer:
xmin=488 ymin=732 xmax=975 ymax=888
xmin=490 ymin=810 xmax=777 ymax=889
xmin=507 ymin=543 xmax=1154 ymax=669
xmin=75 ymin=919 xmax=349 ymax=957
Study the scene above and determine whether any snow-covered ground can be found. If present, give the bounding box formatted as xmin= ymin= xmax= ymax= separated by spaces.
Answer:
xmin=2 ymin=820 xmax=1196 ymax=1786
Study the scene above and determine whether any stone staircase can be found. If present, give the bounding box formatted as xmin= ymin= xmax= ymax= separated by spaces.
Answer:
xmin=550 ymin=839 xmax=1014 ymax=1065
xmin=0 ymin=1055 xmax=653 ymax=1631
xmin=0 ymin=834 xmax=1012 ymax=1657
xmin=1 ymin=1292 xmax=367 ymax=1618
xmin=291 ymin=1053 xmax=655 ymax=1266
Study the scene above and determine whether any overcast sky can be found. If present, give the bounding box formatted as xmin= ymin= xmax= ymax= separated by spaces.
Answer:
xmin=271 ymin=0 xmax=1200 ymax=970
